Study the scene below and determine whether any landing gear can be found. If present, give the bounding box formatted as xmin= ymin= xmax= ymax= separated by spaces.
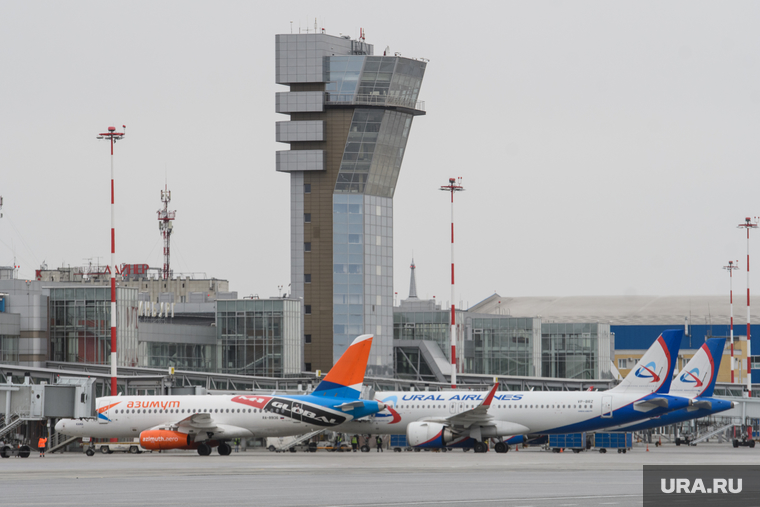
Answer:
xmin=197 ymin=443 xmax=212 ymax=456
xmin=474 ymin=441 xmax=488 ymax=453
xmin=733 ymin=438 xmax=756 ymax=448
xmin=217 ymin=442 xmax=232 ymax=456
xmin=494 ymin=442 xmax=509 ymax=454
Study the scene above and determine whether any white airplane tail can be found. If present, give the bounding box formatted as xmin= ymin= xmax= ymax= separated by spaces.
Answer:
xmin=611 ymin=329 xmax=682 ymax=394
xmin=669 ymin=338 xmax=724 ymax=398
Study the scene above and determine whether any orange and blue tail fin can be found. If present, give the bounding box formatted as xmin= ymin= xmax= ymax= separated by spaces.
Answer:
xmin=312 ymin=334 xmax=373 ymax=399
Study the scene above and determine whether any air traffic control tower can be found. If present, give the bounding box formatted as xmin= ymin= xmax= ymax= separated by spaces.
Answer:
xmin=275 ymin=31 xmax=426 ymax=375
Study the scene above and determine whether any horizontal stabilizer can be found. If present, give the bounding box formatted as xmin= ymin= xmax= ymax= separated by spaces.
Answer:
xmin=691 ymin=400 xmax=712 ymax=410
xmin=633 ymin=397 xmax=668 ymax=412
xmin=336 ymin=401 xmax=365 ymax=412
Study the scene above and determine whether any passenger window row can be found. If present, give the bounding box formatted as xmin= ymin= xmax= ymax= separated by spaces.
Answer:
xmin=116 ymin=408 xmax=262 ymax=414
xmin=393 ymin=403 xmax=594 ymax=410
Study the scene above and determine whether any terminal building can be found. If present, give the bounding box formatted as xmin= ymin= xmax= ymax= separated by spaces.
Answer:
xmin=0 ymin=266 xmax=303 ymax=379
xmin=275 ymin=31 xmax=427 ymax=376
xmin=469 ymin=294 xmax=755 ymax=386
xmin=392 ymin=262 xmax=613 ymax=383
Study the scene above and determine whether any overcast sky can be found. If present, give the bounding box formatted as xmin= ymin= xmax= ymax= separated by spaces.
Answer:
xmin=1 ymin=1 xmax=759 ymax=307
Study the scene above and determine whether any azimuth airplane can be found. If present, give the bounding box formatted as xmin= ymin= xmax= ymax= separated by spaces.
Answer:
xmin=56 ymin=334 xmax=384 ymax=456
xmin=337 ymin=329 xmax=693 ymax=453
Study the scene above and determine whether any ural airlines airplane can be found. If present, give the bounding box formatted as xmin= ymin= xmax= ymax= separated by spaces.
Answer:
xmin=602 ymin=337 xmax=734 ymax=433
xmin=337 ymin=329 xmax=692 ymax=453
xmin=56 ymin=334 xmax=384 ymax=456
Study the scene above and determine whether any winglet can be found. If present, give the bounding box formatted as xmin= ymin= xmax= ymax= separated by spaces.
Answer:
xmin=482 ymin=382 xmax=499 ymax=408
xmin=312 ymin=334 xmax=373 ymax=399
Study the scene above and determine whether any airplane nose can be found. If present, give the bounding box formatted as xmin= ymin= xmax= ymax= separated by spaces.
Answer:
xmin=54 ymin=420 xmax=64 ymax=432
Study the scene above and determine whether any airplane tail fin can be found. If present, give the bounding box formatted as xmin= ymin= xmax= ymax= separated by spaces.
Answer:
xmin=312 ymin=334 xmax=373 ymax=400
xmin=611 ymin=329 xmax=682 ymax=394
xmin=669 ymin=338 xmax=724 ymax=398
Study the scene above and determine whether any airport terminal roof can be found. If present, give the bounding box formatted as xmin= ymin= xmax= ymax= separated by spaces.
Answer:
xmin=468 ymin=294 xmax=755 ymax=326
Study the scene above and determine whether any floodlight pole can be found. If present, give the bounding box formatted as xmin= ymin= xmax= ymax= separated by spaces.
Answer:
xmin=724 ymin=261 xmax=739 ymax=384
xmin=97 ymin=126 xmax=125 ymax=397
xmin=738 ymin=217 xmax=758 ymax=397
xmin=440 ymin=177 xmax=464 ymax=388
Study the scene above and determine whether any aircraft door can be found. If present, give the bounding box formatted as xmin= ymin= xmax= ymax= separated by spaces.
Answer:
xmin=458 ymin=402 xmax=465 ymax=413
xmin=291 ymin=401 xmax=303 ymax=423
xmin=449 ymin=402 xmax=456 ymax=414
xmin=601 ymin=396 xmax=612 ymax=418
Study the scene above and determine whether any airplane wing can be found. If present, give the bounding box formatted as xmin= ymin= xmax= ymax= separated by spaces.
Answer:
xmin=150 ymin=413 xmax=222 ymax=437
xmin=437 ymin=383 xmax=499 ymax=429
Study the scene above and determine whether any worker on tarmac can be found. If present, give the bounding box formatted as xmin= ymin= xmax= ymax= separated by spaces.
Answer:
xmin=351 ymin=435 xmax=358 ymax=452
xmin=38 ymin=436 xmax=47 ymax=457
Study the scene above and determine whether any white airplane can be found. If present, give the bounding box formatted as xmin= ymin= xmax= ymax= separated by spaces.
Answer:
xmin=56 ymin=334 xmax=384 ymax=456
xmin=337 ymin=329 xmax=692 ymax=453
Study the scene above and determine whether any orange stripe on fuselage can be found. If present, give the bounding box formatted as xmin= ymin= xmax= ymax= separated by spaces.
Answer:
xmin=97 ymin=401 xmax=121 ymax=414
xmin=322 ymin=336 xmax=373 ymax=389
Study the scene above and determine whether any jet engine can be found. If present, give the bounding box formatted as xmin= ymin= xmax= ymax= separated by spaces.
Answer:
xmin=406 ymin=422 xmax=457 ymax=448
xmin=140 ymin=430 xmax=190 ymax=450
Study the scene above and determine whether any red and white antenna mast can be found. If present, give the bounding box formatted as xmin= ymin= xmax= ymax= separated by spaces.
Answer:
xmin=724 ymin=260 xmax=739 ymax=384
xmin=440 ymin=177 xmax=464 ymax=388
xmin=157 ymin=185 xmax=176 ymax=280
xmin=96 ymin=125 xmax=125 ymax=396
xmin=738 ymin=217 xmax=758 ymax=397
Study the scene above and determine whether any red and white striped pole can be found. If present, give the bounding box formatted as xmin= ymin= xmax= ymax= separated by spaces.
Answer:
xmin=738 ymin=217 xmax=757 ymax=397
xmin=440 ymin=178 xmax=464 ymax=388
xmin=97 ymin=126 xmax=125 ymax=396
xmin=724 ymin=261 xmax=739 ymax=384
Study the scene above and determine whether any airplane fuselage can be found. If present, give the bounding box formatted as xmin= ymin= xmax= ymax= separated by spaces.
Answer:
xmin=57 ymin=393 xmax=377 ymax=440
xmin=339 ymin=390 xmax=689 ymax=436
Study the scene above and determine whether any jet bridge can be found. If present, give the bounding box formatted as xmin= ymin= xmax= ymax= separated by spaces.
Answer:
xmin=0 ymin=373 xmax=96 ymax=447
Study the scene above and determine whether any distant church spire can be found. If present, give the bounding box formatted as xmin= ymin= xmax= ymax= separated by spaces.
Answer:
xmin=408 ymin=258 xmax=418 ymax=299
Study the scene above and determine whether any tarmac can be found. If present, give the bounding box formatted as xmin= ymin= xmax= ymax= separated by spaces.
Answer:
xmin=1 ymin=443 xmax=756 ymax=507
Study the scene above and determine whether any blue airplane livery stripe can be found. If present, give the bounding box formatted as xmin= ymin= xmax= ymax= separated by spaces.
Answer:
xmin=542 ymin=394 xmax=690 ymax=434
xmin=312 ymin=380 xmax=360 ymax=399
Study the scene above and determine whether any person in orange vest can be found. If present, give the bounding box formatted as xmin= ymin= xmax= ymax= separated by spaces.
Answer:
xmin=38 ymin=436 xmax=47 ymax=457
